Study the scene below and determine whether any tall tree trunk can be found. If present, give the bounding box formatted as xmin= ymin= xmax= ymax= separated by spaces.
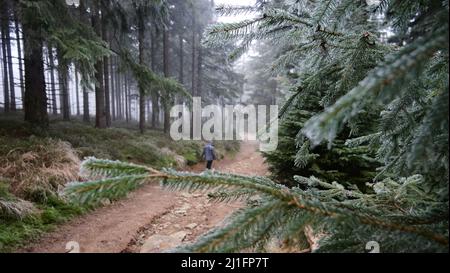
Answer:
xmin=151 ymin=91 xmax=159 ymax=129
xmin=177 ymin=33 xmax=184 ymax=105
xmin=22 ymin=11 xmax=48 ymax=127
xmin=1 ymin=0 xmax=10 ymax=113
xmin=163 ymin=28 xmax=170 ymax=134
xmin=191 ymin=17 xmax=197 ymax=97
xmin=83 ymin=85 xmax=89 ymax=123
xmin=190 ymin=17 xmax=197 ymax=138
xmin=75 ymin=67 xmax=80 ymax=116
xmin=57 ymin=47 xmax=70 ymax=121
xmin=14 ymin=11 xmax=24 ymax=103
xmin=116 ymin=62 xmax=122 ymax=120
xmin=197 ymin=40 xmax=202 ymax=98
xmin=150 ymin=28 xmax=159 ymax=129
xmin=48 ymin=45 xmax=57 ymax=114
xmin=0 ymin=43 xmax=3 ymax=111
xmin=79 ymin=0 xmax=89 ymax=123
xmin=1 ymin=35 xmax=10 ymax=113
xmin=197 ymin=37 xmax=203 ymax=99
xmin=4 ymin=8 xmax=15 ymax=111
xmin=1 ymin=0 xmax=15 ymax=111
xmin=179 ymin=34 xmax=184 ymax=85
xmin=110 ymin=55 xmax=116 ymax=121
xmin=124 ymin=73 xmax=128 ymax=123
xmin=103 ymin=55 xmax=111 ymax=126
xmin=128 ymin=75 xmax=132 ymax=121
xmin=138 ymin=14 xmax=146 ymax=133
xmin=92 ymin=1 xmax=106 ymax=128
xmin=102 ymin=12 xmax=111 ymax=127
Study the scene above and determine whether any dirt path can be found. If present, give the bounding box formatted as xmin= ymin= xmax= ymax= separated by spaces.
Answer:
xmin=19 ymin=142 xmax=269 ymax=253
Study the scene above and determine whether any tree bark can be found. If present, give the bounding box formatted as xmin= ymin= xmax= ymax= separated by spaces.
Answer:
xmin=110 ymin=56 xmax=116 ymax=121
xmin=163 ymin=28 xmax=170 ymax=134
xmin=57 ymin=47 xmax=70 ymax=121
xmin=79 ymin=0 xmax=89 ymax=123
xmin=102 ymin=11 xmax=111 ymax=127
xmin=75 ymin=67 xmax=80 ymax=116
xmin=124 ymin=73 xmax=128 ymax=123
xmin=92 ymin=1 xmax=107 ymax=128
xmin=22 ymin=12 xmax=48 ymax=127
xmin=83 ymin=85 xmax=90 ymax=123
xmin=116 ymin=61 xmax=122 ymax=120
xmin=0 ymin=42 xmax=3 ymax=111
xmin=2 ymin=0 xmax=15 ymax=111
xmin=179 ymin=34 xmax=184 ymax=86
xmin=1 ymin=0 xmax=10 ymax=113
xmin=138 ymin=13 xmax=146 ymax=133
xmin=197 ymin=37 xmax=202 ymax=98
xmin=5 ymin=12 xmax=15 ymax=111
xmin=191 ymin=16 xmax=197 ymax=97
xmin=48 ymin=45 xmax=57 ymax=114
xmin=128 ymin=75 xmax=132 ymax=121
xmin=150 ymin=28 xmax=159 ymax=129
xmin=14 ymin=11 xmax=24 ymax=102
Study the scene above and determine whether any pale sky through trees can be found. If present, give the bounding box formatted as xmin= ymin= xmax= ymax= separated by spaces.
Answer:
xmin=213 ymin=0 xmax=259 ymax=101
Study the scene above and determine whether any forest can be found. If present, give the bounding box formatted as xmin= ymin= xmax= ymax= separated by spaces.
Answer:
xmin=0 ymin=0 xmax=448 ymax=254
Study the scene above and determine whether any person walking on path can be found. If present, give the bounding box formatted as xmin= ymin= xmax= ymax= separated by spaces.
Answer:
xmin=202 ymin=142 xmax=216 ymax=170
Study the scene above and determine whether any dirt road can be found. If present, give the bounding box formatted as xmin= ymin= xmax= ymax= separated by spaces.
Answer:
xmin=19 ymin=142 xmax=269 ymax=253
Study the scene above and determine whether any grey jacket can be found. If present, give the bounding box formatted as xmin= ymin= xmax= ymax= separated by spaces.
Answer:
xmin=202 ymin=144 xmax=216 ymax=161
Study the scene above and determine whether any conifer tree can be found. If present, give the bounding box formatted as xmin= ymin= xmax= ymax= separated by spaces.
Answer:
xmin=64 ymin=0 xmax=449 ymax=253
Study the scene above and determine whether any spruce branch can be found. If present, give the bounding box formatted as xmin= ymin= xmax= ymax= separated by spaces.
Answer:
xmin=215 ymin=4 xmax=259 ymax=16
xmin=302 ymin=26 xmax=448 ymax=146
xmin=64 ymin=158 xmax=449 ymax=249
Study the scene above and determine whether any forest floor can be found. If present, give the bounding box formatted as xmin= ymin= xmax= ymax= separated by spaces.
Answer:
xmin=18 ymin=142 xmax=269 ymax=253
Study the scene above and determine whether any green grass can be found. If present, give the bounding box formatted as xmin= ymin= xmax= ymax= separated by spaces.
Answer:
xmin=0 ymin=195 xmax=89 ymax=252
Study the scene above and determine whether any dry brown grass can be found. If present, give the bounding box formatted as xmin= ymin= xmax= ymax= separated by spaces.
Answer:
xmin=0 ymin=139 xmax=81 ymax=197
xmin=0 ymin=198 xmax=36 ymax=219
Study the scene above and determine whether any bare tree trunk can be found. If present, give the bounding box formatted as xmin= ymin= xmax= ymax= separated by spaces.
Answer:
xmin=47 ymin=45 xmax=57 ymax=114
xmin=197 ymin=39 xmax=202 ymax=98
xmin=163 ymin=28 xmax=170 ymax=134
xmin=1 ymin=34 xmax=10 ymax=113
xmin=1 ymin=0 xmax=10 ymax=113
xmin=102 ymin=13 xmax=111 ymax=127
xmin=150 ymin=28 xmax=159 ymax=129
xmin=2 ymin=0 xmax=15 ymax=111
xmin=83 ymin=85 xmax=89 ymax=123
xmin=75 ymin=67 xmax=80 ymax=116
xmin=14 ymin=10 xmax=24 ymax=104
xmin=116 ymin=64 xmax=122 ymax=120
xmin=190 ymin=17 xmax=197 ymax=138
xmin=79 ymin=0 xmax=89 ymax=123
xmin=5 ymin=26 xmax=14 ymax=111
xmin=128 ymin=76 xmax=132 ymax=121
xmin=177 ymin=33 xmax=183 ymax=105
xmin=0 ymin=42 xmax=3 ymax=111
xmin=92 ymin=1 xmax=107 ymax=128
xmin=191 ymin=17 xmax=197 ymax=97
xmin=57 ymin=47 xmax=70 ymax=121
xmin=23 ymin=12 xmax=48 ymax=127
xmin=103 ymin=55 xmax=111 ymax=126
xmin=138 ymin=14 xmax=146 ymax=133
xmin=110 ymin=56 xmax=116 ymax=121
xmin=124 ymin=73 xmax=128 ymax=123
